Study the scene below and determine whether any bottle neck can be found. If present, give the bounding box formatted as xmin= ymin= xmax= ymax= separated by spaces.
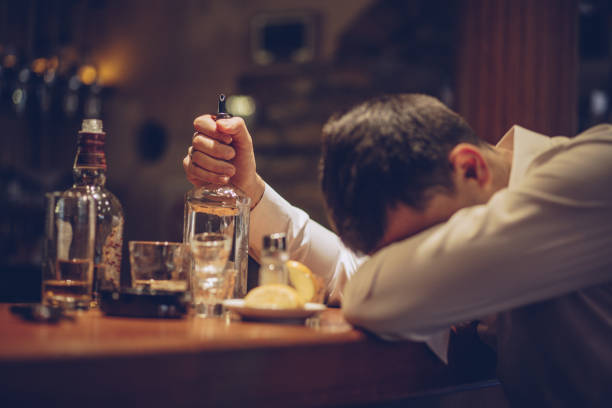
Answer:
xmin=73 ymin=131 xmax=107 ymax=186
xmin=73 ymin=167 xmax=107 ymax=186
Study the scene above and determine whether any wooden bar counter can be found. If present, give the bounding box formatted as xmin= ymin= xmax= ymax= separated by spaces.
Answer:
xmin=0 ymin=303 xmax=455 ymax=407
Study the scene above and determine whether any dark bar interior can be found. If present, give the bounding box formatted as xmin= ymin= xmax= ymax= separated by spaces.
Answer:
xmin=1 ymin=1 xmax=611 ymax=407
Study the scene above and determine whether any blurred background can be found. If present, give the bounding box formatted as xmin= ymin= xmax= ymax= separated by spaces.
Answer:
xmin=1 ymin=0 xmax=610 ymax=301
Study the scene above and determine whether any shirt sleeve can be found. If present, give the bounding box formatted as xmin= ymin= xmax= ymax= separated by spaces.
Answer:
xmin=342 ymin=131 xmax=612 ymax=340
xmin=249 ymin=183 xmax=365 ymax=304
xmin=250 ymin=183 xmax=452 ymax=362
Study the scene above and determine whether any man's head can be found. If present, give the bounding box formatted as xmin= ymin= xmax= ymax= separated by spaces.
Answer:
xmin=320 ymin=93 xmax=510 ymax=254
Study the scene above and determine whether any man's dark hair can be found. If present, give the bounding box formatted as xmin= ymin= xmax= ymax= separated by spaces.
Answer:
xmin=320 ymin=93 xmax=481 ymax=254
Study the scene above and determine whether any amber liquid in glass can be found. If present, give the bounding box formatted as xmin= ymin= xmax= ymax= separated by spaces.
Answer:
xmin=43 ymin=258 xmax=93 ymax=307
xmin=132 ymin=279 xmax=188 ymax=292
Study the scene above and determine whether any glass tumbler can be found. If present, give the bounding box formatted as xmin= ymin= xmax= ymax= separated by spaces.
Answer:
xmin=189 ymin=232 xmax=234 ymax=317
xmin=42 ymin=191 xmax=96 ymax=309
xmin=129 ymin=241 xmax=191 ymax=293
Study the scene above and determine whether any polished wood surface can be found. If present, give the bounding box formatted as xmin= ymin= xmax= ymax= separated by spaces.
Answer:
xmin=0 ymin=305 xmax=360 ymax=359
xmin=0 ymin=304 xmax=450 ymax=408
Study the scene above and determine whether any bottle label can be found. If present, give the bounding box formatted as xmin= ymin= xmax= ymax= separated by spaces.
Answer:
xmin=101 ymin=217 xmax=123 ymax=288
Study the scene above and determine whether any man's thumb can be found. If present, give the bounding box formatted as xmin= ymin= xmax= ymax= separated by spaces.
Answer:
xmin=217 ymin=117 xmax=250 ymax=149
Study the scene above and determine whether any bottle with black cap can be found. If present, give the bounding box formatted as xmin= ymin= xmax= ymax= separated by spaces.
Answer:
xmin=183 ymin=94 xmax=251 ymax=304
xmin=259 ymin=232 xmax=289 ymax=286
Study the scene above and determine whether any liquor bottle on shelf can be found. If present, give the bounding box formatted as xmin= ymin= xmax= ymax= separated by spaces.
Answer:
xmin=183 ymin=94 xmax=251 ymax=299
xmin=67 ymin=118 xmax=124 ymax=304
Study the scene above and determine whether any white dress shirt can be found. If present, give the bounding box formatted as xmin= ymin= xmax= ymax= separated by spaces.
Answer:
xmin=341 ymin=124 xmax=612 ymax=340
xmin=248 ymin=124 xmax=612 ymax=374
xmin=249 ymin=184 xmax=364 ymax=306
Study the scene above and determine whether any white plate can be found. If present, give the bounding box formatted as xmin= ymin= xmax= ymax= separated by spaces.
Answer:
xmin=223 ymin=299 xmax=326 ymax=321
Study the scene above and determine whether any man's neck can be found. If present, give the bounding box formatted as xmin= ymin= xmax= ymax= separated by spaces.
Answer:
xmin=489 ymin=145 xmax=513 ymax=191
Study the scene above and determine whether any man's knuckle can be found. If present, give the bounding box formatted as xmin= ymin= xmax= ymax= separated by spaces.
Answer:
xmin=193 ymin=138 xmax=207 ymax=151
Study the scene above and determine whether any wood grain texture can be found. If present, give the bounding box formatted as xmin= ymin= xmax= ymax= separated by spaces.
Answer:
xmin=0 ymin=305 xmax=450 ymax=408
xmin=455 ymin=0 xmax=579 ymax=143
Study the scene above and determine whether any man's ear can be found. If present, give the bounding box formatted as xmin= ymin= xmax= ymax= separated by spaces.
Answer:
xmin=448 ymin=143 xmax=491 ymax=187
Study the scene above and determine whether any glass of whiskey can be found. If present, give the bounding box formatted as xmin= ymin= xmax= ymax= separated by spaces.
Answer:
xmin=42 ymin=191 xmax=96 ymax=309
xmin=128 ymin=241 xmax=191 ymax=293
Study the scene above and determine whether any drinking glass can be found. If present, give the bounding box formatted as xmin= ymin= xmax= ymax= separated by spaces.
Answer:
xmin=129 ymin=241 xmax=190 ymax=293
xmin=42 ymin=191 xmax=96 ymax=309
xmin=189 ymin=232 xmax=233 ymax=317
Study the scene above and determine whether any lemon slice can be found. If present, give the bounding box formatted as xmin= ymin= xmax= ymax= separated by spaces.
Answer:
xmin=244 ymin=284 xmax=303 ymax=309
xmin=286 ymin=260 xmax=321 ymax=303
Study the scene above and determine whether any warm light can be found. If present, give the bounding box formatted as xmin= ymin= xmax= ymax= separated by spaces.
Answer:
xmin=95 ymin=61 xmax=119 ymax=86
xmin=93 ymin=44 xmax=133 ymax=86
xmin=227 ymin=95 xmax=256 ymax=117
xmin=78 ymin=65 xmax=97 ymax=85
xmin=3 ymin=54 xmax=16 ymax=68
xmin=96 ymin=60 xmax=122 ymax=86
xmin=31 ymin=58 xmax=47 ymax=74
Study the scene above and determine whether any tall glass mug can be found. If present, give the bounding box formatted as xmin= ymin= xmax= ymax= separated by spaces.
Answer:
xmin=42 ymin=191 xmax=96 ymax=309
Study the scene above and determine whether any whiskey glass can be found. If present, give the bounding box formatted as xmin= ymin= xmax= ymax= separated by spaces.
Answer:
xmin=129 ymin=241 xmax=190 ymax=293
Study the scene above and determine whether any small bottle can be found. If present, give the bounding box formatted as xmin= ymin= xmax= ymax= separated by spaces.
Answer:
xmin=68 ymin=119 xmax=124 ymax=304
xmin=258 ymin=233 xmax=289 ymax=286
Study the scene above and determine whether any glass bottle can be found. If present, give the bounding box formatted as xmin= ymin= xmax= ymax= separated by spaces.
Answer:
xmin=183 ymin=94 xmax=251 ymax=298
xmin=184 ymin=185 xmax=250 ymax=298
xmin=258 ymin=233 xmax=289 ymax=286
xmin=68 ymin=119 xmax=124 ymax=303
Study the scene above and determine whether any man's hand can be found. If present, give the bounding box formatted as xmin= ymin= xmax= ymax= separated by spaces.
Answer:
xmin=183 ymin=114 xmax=265 ymax=208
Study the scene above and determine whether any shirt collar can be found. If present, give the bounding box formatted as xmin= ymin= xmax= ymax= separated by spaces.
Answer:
xmin=496 ymin=125 xmax=552 ymax=187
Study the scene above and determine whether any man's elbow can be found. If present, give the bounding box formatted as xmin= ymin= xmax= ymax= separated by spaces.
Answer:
xmin=342 ymin=290 xmax=436 ymax=339
xmin=341 ymin=288 xmax=375 ymax=330
xmin=342 ymin=292 xmax=408 ymax=336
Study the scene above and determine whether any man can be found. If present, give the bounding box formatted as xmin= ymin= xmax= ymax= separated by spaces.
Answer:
xmin=184 ymin=94 xmax=612 ymax=406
